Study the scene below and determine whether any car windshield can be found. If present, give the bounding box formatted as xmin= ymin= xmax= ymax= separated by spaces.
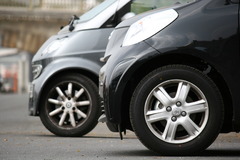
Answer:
xmin=131 ymin=0 xmax=195 ymax=14
xmin=78 ymin=0 xmax=194 ymax=23
xmin=79 ymin=0 xmax=117 ymax=22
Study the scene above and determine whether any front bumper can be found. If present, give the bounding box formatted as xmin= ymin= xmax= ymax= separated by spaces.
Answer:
xmin=99 ymin=74 xmax=119 ymax=133
xmin=28 ymin=82 xmax=37 ymax=116
xmin=28 ymin=62 xmax=45 ymax=116
xmin=101 ymin=58 xmax=137 ymax=116
xmin=28 ymin=83 xmax=34 ymax=115
xmin=28 ymin=77 xmax=43 ymax=116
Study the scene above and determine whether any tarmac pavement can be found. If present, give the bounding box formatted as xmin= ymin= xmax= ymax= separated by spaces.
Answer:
xmin=0 ymin=94 xmax=240 ymax=160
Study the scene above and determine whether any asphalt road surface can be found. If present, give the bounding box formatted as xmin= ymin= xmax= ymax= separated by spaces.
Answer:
xmin=1 ymin=94 xmax=240 ymax=160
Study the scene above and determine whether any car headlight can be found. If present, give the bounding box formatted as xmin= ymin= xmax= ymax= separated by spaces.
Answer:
xmin=122 ymin=9 xmax=178 ymax=47
xmin=32 ymin=64 xmax=42 ymax=79
xmin=41 ymin=37 xmax=68 ymax=55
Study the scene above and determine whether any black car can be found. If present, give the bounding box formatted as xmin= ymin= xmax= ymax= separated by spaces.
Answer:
xmin=99 ymin=0 xmax=239 ymax=155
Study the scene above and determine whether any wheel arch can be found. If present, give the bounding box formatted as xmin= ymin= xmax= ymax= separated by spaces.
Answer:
xmin=120 ymin=53 xmax=233 ymax=132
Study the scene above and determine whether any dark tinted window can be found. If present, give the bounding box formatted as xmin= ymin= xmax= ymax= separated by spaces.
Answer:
xmin=131 ymin=0 xmax=195 ymax=14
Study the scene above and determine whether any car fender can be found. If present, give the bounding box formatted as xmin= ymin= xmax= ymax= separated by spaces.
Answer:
xmin=32 ymin=57 xmax=102 ymax=115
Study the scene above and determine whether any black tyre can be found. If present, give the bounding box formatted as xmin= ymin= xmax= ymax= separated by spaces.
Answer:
xmin=130 ymin=65 xmax=224 ymax=155
xmin=39 ymin=73 xmax=101 ymax=137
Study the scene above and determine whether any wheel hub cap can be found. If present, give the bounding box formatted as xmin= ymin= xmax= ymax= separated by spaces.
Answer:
xmin=66 ymin=101 xmax=73 ymax=108
xmin=47 ymin=82 xmax=90 ymax=128
xmin=172 ymin=108 xmax=181 ymax=116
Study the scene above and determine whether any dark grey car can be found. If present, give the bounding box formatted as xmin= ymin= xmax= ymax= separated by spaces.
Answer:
xmin=28 ymin=0 xmax=160 ymax=137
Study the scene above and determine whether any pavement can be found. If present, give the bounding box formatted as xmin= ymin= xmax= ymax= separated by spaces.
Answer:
xmin=0 ymin=93 xmax=240 ymax=160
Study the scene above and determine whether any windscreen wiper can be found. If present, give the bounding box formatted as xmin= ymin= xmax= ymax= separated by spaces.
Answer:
xmin=69 ymin=15 xmax=79 ymax=31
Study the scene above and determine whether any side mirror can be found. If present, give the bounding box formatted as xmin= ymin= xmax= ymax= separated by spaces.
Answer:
xmin=121 ymin=12 xmax=136 ymax=21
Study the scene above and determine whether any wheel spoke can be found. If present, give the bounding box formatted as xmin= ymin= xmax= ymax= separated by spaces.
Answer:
xmin=59 ymin=111 xmax=67 ymax=126
xmin=76 ymin=100 xmax=90 ymax=106
xmin=67 ymin=83 xmax=72 ymax=97
xmin=153 ymin=87 xmax=172 ymax=107
xmin=48 ymin=98 xmax=63 ymax=105
xmin=69 ymin=112 xmax=76 ymax=127
xmin=146 ymin=110 xmax=169 ymax=123
xmin=56 ymin=87 xmax=66 ymax=100
xmin=75 ymin=108 xmax=87 ymax=118
xmin=49 ymin=107 xmax=62 ymax=116
xmin=74 ymin=88 xmax=84 ymax=100
xmin=162 ymin=120 xmax=177 ymax=141
xmin=181 ymin=117 xmax=200 ymax=136
xmin=185 ymin=99 xmax=207 ymax=114
xmin=175 ymin=82 xmax=190 ymax=102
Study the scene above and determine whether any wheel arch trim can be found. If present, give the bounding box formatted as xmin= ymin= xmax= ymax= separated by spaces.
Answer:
xmin=111 ymin=52 xmax=234 ymax=131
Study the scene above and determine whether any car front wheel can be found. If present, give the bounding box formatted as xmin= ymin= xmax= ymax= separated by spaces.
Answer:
xmin=130 ymin=65 xmax=224 ymax=155
xmin=39 ymin=73 xmax=101 ymax=137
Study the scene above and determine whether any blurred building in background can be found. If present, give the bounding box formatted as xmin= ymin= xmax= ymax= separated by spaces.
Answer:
xmin=0 ymin=0 xmax=103 ymax=93
xmin=0 ymin=0 xmax=103 ymax=53
xmin=0 ymin=48 xmax=31 ymax=93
